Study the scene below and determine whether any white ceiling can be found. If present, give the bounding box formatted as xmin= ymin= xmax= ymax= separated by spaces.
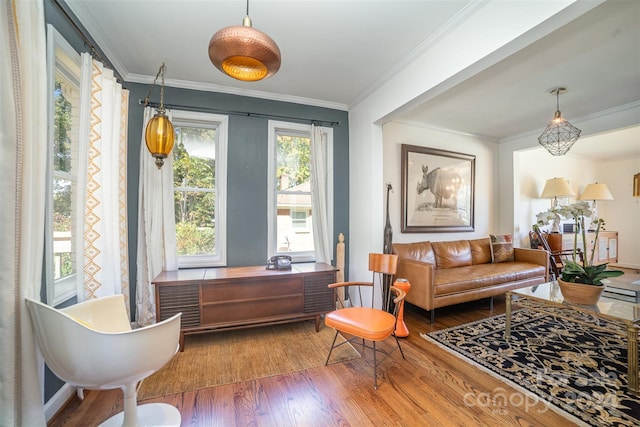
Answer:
xmin=65 ymin=0 xmax=639 ymax=158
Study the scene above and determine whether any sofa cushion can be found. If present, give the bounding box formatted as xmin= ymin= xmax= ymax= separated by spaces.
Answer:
xmin=432 ymin=240 xmax=472 ymax=269
xmin=490 ymin=234 xmax=515 ymax=263
xmin=433 ymin=262 xmax=546 ymax=296
xmin=393 ymin=241 xmax=435 ymax=264
xmin=469 ymin=238 xmax=492 ymax=265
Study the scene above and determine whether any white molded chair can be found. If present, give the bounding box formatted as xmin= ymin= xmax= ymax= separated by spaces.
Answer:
xmin=26 ymin=295 xmax=181 ymax=427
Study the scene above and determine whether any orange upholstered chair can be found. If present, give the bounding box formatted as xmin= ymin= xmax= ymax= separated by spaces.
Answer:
xmin=324 ymin=253 xmax=406 ymax=389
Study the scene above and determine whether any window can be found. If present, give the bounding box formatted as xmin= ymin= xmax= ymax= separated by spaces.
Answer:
xmin=268 ymin=121 xmax=333 ymax=262
xmin=171 ymin=111 xmax=228 ymax=267
xmin=291 ymin=209 xmax=309 ymax=230
xmin=45 ymin=26 xmax=82 ymax=305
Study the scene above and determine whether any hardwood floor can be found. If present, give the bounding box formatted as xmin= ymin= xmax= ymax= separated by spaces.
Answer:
xmin=49 ymin=296 xmax=577 ymax=426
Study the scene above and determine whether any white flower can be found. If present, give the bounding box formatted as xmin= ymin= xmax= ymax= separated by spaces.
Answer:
xmin=536 ymin=201 xmax=593 ymax=225
xmin=535 ymin=201 xmax=605 ymax=269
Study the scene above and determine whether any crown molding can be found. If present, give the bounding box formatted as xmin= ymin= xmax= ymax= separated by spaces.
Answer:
xmin=393 ymin=100 xmax=640 ymax=145
xmin=126 ymin=73 xmax=348 ymax=111
xmin=391 ymin=119 xmax=499 ymax=143
xmin=501 ymin=100 xmax=640 ymax=144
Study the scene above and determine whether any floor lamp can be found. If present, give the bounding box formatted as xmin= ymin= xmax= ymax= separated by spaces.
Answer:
xmin=579 ymin=183 xmax=613 ymax=231
xmin=541 ymin=177 xmax=575 ymax=233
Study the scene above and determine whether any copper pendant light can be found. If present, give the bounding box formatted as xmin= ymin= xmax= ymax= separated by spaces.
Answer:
xmin=208 ymin=0 xmax=281 ymax=82
xmin=143 ymin=63 xmax=175 ymax=169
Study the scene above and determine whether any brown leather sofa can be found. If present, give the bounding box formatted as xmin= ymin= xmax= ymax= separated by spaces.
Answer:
xmin=392 ymin=238 xmax=549 ymax=322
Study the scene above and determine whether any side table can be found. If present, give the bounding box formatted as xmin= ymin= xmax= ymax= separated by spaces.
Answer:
xmin=394 ymin=278 xmax=411 ymax=337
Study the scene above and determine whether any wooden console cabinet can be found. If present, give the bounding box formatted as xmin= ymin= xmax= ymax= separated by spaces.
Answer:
xmin=152 ymin=263 xmax=337 ymax=350
xmin=547 ymin=231 xmax=618 ymax=265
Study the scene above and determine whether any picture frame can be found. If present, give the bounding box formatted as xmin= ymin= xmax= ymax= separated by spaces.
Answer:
xmin=401 ymin=144 xmax=475 ymax=233
xmin=634 ymin=173 xmax=640 ymax=198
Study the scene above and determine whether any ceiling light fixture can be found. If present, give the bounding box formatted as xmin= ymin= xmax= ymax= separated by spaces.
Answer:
xmin=537 ymin=87 xmax=581 ymax=156
xmin=208 ymin=0 xmax=281 ymax=82
xmin=143 ymin=63 xmax=175 ymax=169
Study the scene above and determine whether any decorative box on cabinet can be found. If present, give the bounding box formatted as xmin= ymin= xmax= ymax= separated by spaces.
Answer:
xmin=152 ymin=263 xmax=337 ymax=351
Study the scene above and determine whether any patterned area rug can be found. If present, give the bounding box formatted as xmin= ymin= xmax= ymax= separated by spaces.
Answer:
xmin=422 ymin=307 xmax=639 ymax=427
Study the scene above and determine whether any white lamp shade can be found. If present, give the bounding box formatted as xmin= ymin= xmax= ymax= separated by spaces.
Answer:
xmin=540 ymin=177 xmax=575 ymax=198
xmin=579 ymin=183 xmax=614 ymax=201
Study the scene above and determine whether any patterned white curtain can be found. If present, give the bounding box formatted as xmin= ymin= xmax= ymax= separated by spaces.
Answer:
xmin=1 ymin=0 xmax=48 ymax=424
xmin=135 ymin=106 xmax=178 ymax=326
xmin=76 ymin=53 xmax=130 ymax=309
xmin=310 ymin=124 xmax=332 ymax=264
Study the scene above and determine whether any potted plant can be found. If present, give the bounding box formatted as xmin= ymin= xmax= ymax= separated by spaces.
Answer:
xmin=535 ymin=201 xmax=624 ymax=304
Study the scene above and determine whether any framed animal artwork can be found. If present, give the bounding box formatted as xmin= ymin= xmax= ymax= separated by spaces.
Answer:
xmin=401 ymin=144 xmax=475 ymax=233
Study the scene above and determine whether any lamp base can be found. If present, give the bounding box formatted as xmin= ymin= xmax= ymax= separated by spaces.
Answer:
xmin=588 ymin=202 xmax=599 ymax=232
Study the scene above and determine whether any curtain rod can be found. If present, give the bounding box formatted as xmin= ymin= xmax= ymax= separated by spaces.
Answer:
xmin=51 ymin=0 xmax=126 ymax=85
xmin=139 ymin=100 xmax=342 ymax=127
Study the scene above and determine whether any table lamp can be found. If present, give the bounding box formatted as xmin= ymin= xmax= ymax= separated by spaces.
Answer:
xmin=541 ymin=177 xmax=575 ymax=233
xmin=579 ymin=182 xmax=613 ymax=231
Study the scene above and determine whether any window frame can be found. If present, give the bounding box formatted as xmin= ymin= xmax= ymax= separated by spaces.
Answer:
xmin=45 ymin=25 xmax=82 ymax=306
xmin=267 ymin=120 xmax=333 ymax=262
xmin=170 ymin=110 xmax=228 ymax=268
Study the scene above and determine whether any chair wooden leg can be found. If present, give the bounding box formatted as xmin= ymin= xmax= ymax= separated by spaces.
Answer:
xmin=430 ymin=309 xmax=435 ymax=324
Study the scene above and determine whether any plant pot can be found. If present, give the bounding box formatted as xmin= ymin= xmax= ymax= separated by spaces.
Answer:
xmin=557 ymin=278 xmax=604 ymax=305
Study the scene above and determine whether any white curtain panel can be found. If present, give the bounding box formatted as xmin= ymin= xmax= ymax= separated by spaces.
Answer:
xmin=76 ymin=54 xmax=130 ymax=307
xmin=136 ymin=107 xmax=178 ymax=326
xmin=0 ymin=0 xmax=48 ymax=425
xmin=310 ymin=125 xmax=332 ymax=264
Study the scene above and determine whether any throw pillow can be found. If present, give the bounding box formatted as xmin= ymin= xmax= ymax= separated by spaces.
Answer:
xmin=490 ymin=234 xmax=514 ymax=263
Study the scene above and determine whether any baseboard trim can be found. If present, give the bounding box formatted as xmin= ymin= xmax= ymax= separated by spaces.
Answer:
xmin=610 ymin=263 xmax=640 ymax=270
xmin=45 ymin=383 xmax=76 ymax=422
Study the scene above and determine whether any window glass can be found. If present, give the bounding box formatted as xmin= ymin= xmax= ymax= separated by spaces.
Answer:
xmin=171 ymin=112 xmax=228 ymax=267
xmin=173 ymin=126 xmax=216 ymax=256
xmin=275 ymin=131 xmax=314 ymax=253
xmin=268 ymin=121 xmax=333 ymax=262
xmin=46 ymin=26 xmax=81 ymax=305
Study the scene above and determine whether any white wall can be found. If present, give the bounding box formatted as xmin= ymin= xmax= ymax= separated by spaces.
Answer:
xmin=382 ymin=121 xmax=497 ymax=242
xmin=349 ymin=1 xmax=588 ymax=292
xmin=598 ymin=157 xmax=640 ymax=268
xmin=517 ymin=147 xmax=595 ymax=246
xmin=597 ymin=153 xmax=640 ymax=268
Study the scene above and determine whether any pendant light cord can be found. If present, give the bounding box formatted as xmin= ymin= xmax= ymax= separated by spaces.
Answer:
xmin=143 ymin=63 xmax=168 ymax=114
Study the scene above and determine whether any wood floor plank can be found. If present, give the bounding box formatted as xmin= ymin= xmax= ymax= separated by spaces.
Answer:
xmin=48 ymin=296 xmax=578 ymax=426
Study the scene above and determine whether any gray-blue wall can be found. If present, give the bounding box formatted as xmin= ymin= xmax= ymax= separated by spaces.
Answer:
xmin=44 ymin=0 xmax=349 ymax=402
xmin=126 ymin=84 xmax=350 ymax=309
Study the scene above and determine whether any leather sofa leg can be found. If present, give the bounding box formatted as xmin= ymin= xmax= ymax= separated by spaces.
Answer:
xmin=430 ymin=309 xmax=435 ymax=324
xmin=489 ymin=296 xmax=494 ymax=310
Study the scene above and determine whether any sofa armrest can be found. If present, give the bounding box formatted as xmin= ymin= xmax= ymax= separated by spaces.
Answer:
xmin=396 ymin=257 xmax=435 ymax=311
xmin=514 ymin=248 xmax=550 ymax=281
